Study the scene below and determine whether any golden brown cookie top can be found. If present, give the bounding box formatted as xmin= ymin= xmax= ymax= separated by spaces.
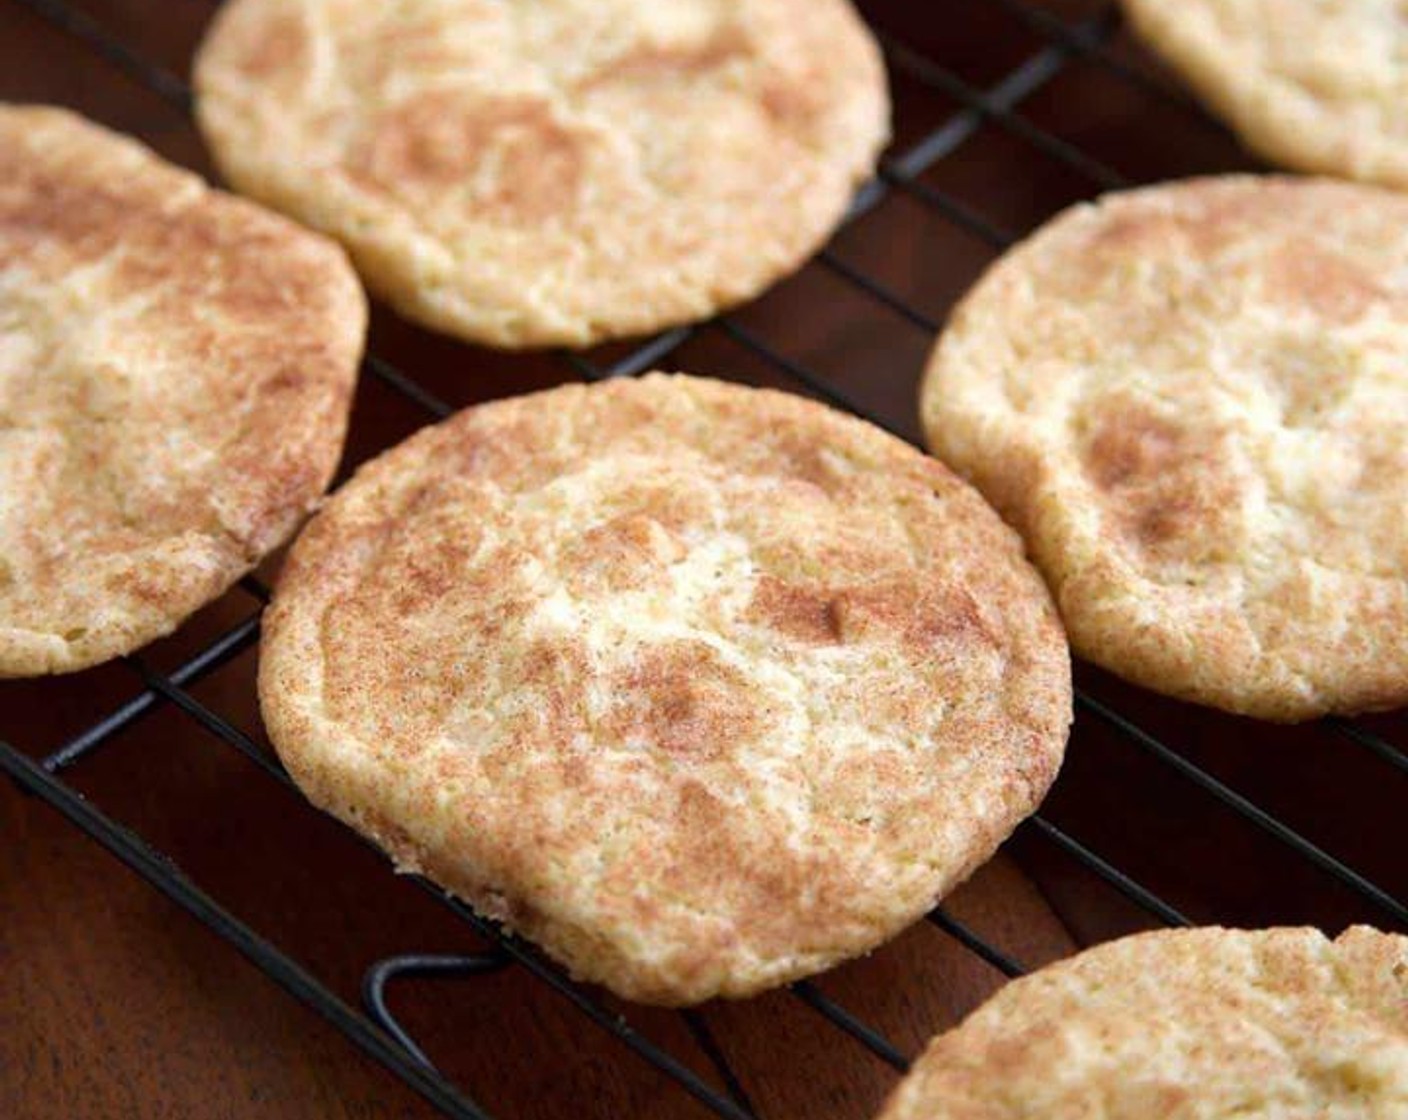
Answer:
xmin=877 ymin=925 xmax=1408 ymax=1120
xmin=259 ymin=374 xmax=1070 ymax=1004
xmin=924 ymin=176 xmax=1408 ymax=721
xmin=194 ymin=0 xmax=888 ymax=348
xmin=0 ymin=105 xmax=365 ymax=676
xmin=1122 ymin=0 xmax=1408 ymax=189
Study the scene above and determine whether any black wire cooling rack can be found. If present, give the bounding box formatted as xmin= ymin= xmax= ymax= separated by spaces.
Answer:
xmin=3 ymin=2 xmax=1407 ymax=1118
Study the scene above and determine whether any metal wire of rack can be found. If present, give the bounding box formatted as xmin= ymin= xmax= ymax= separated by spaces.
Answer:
xmin=2 ymin=2 xmax=1406 ymax=1118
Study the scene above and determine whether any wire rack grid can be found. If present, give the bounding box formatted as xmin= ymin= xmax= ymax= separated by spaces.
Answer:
xmin=2 ymin=2 xmax=1406 ymax=1118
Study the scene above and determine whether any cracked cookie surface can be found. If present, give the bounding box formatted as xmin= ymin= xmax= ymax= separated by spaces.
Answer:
xmin=0 ymin=106 xmax=365 ymax=676
xmin=258 ymin=374 xmax=1070 ymax=1004
xmin=1122 ymin=0 xmax=1408 ymax=190
xmin=923 ymin=176 xmax=1408 ymax=721
xmin=877 ymin=926 xmax=1408 ymax=1120
xmin=193 ymin=0 xmax=888 ymax=348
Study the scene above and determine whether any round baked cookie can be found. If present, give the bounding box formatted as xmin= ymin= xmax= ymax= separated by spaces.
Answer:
xmin=193 ymin=0 xmax=888 ymax=349
xmin=876 ymin=925 xmax=1408 ymax=1120
xmin=259 ymin=373 xmax=1071 ymax=1004
xmin=0 ymin=105 xmax=365 ymax=677
xmin=922 ymin=176 xmax=1408 ymax=721
xmin=1121 ymin=0 xmax=1408 ymax=189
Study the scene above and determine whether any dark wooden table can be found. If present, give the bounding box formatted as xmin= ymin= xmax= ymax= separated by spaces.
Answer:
xmin=4 ymin=2 xmax=1406 ymax=1118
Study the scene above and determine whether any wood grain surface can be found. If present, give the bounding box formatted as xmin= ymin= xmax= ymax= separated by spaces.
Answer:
xmin=3 ymin=2 xmax=1406 ymax=1118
